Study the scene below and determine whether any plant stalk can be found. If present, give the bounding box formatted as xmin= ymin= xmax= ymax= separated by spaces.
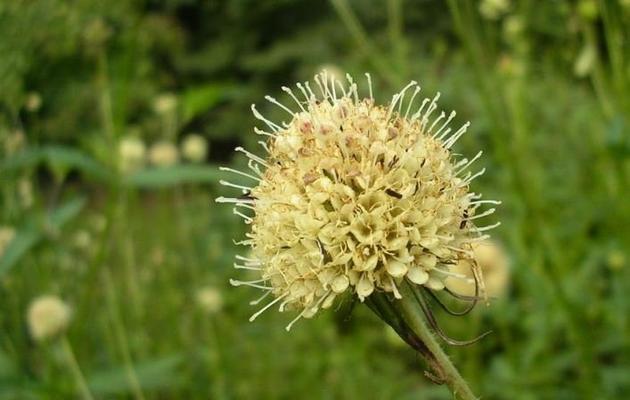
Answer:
xmin=397 ymin=281 xmax=477 ymax=400
xmin=60 ymin=335 xmax=95 ymax=400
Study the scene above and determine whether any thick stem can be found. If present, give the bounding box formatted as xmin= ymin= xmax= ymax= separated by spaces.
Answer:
xmin=397 ymin=281 xmax=478 ymax=400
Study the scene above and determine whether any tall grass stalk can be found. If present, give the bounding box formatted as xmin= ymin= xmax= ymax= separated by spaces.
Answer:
xmin=60 ymin=335 xmax=95 ymax=400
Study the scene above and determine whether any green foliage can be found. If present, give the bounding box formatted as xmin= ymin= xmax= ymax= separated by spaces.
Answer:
xmin=0 ymin=0 xmax=629 ymax=399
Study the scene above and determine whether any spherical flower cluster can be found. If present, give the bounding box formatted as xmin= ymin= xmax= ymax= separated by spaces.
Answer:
xmin=217 ymin=72 xmax=499 ymax=330
xmin=27 ymin=295 xmax=72 ymax=341
xmin=118 ymin=136 xmax=146 ymax=173
xmin=181 ymin=134 xmax=208 ymax=163
xmin=195 ymin=286 xmax=224 ymax=314
xmin=149 ymin=141 xmax=179 ymax=167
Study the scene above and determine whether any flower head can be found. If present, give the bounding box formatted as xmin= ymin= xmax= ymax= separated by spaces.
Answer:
xmin=118 ymin=136 xmax=146 ymax=172
xmin=181 ymin=134 xmax=208 ymax=163
xmin=217 ymin=72 xmax=500 ymax=330
xmin=149 ymin=141 xmax=179 ymax=167
xmin=195 ymin=286 xmax=224 ymax=314
xmin=27 ymin=295 xmax=72 ymax=341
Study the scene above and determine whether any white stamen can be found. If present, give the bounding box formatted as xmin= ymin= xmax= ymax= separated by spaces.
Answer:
xmin=470 ymin=199 xmax=502 ymax=206
xmin=445 ymin=122 xmax=471 ymax=148
xmin=471 ymin=221 xmax=502 ymax=232
xmin=281 ymin=86 xmax=307 ymax=112
xmin=421 ymin=92 xmax=441 ymax=128
xmin=249 ymin=290 xmax=272 ymax=305
xmin=233 ymin=209 xmax=253 ymax=223
xmin=249 ymin=293 xmax=288 ymax=322
xmin=235 ymin=147 xmax=269 ymax=167
xmin=462 ymin=168 xmax=486 ymax=185
xmin=219 ymin=166 xmax=261 ymax=182
xmin=234 ymin=263 xmax=261 ymax=270
xmin=265 ymin=95 xmax=295 ymax=116
xmin=466 ymin=208 xmax=496 ymax=221
xmin=215 ymin=196 xmax=255 ymax=205
xmin=247 ymin=160 xmax=263 ymax=177
xmin=229 ymin=279 xmax=272 ymax=290
xmin=404 ymin=86 xmax=422 ymax=119
xmin=435 ymin=111 xmax=457 ymax=139
xmin=365 ymin=73 xmax=373 ymax=100
xmin=220 ymin=180 xmax=252 ymax=192
xmin=251 ymin=104 xmax=282 ymax=132
xmin=396 ymin=81 xmax=418 ymax=114
xmin=253 ymin=127 xmax=277 ymax=138
xmin=296 ymin=83 xmax=311 ymax=103
xmin=411 ymin=98 xmax=430 ymax=120
xmin=427 ymin=111 xmax=446 ymax=134
xmin=257 ymin=140 xmax=270 ymax=153
xmin=235 ymin=255 xmax=260 ymax=263
xmin=455 ymin=151 xmax=483 ymax=174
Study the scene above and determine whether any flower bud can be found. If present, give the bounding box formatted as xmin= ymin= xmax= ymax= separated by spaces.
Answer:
xmin=27 ymin=296 xmax=72 ymax=341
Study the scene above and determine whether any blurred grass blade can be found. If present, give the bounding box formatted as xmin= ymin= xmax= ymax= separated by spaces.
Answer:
xmin=0 ymin=146 xmax=111 ymax=181
xmin=124 ymin=165 xmax=222 ymax=188
xmin=87 ymin=354 xmax=183 ymax=396
xmin=0 ymin=197 xmax=86 ymax=277
xmin=182 ymin=83 xmax=228 ymax=124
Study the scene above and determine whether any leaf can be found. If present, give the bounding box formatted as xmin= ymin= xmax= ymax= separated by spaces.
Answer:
xmin=124 ymin=165 xmax=222 ymax=188
xmin=87 ymin=354 xmax=184 ymax=396
xmin=42 ymin=146 xmax=112 ymax=181
xmin=0 ymin=197 xmax=86 ymax=277
xmin=0 ymin=146 xmax=112 ymax=182
xmin=181 ymin=83 xmax=228 ymax=124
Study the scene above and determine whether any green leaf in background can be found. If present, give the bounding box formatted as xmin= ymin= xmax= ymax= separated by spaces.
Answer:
xmin=0 ymin=197 xmax=86 ymax=277
xmin=124 ymin=165 xmax=222 ymax=189
xmin=87 ymin=354 xmax=183 ymax=396
xmin=0 ymin=146 xmax=112 ymax=182
xmin=181 ymin=83 xmax=229 ymax=125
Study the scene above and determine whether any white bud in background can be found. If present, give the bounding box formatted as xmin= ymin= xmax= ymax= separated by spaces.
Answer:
xmin=25 ymin=92 xmax=42 ymax=112
xmin=149 ymin=141 xmax=179 ymax=167
xmin=196 ymin=287 xmax=224 ymax=314
xmin=153 ymin=93 xmax=178 ymax=115
xmin=118 ymin=136 xmax=146 ymax=173
xmin=181 ymin=134 xmax=208 ymax=163
xmin=479 ymin=0 xmax=510 ymax=20
xmin=27 ymin=295 xmax=72 ymax=341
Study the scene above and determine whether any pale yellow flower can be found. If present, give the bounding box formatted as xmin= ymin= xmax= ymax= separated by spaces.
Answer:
xmin=24 ymin=92 xmax=42 ymax=112
xmin=479 ymin=0 xmax=510 ymax=20
xmin=118 ymin=136 xmax=146 ymax=172
xmin=149 ymin=141 xmax=179 ymax=167
xmin=217 ymin=72 xmax=499 ymax=330
xmin=153 ymin=93 xmax=178 ymax=115
xmin=446 ymin=239 xmax=510 ymax=298
xmin=27 ymin=295 xmax=72 ymax=341
xmin=196 ymin=287 xmax=224 ymax=314
xmin=181 ymin=134 xmax=208 ymax=163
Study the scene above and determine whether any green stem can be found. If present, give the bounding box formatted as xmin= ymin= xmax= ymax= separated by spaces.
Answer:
xmin=397 ymin=282 xmax=477 ymax=400
xmin=103 ymin=268 xmax=146 ymax=400
xmin=60 ymin=336 xmax=95 ymax=400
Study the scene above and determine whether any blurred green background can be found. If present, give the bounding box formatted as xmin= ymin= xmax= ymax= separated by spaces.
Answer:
xmin=1 ymin=0 xmax=629 ymax=399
